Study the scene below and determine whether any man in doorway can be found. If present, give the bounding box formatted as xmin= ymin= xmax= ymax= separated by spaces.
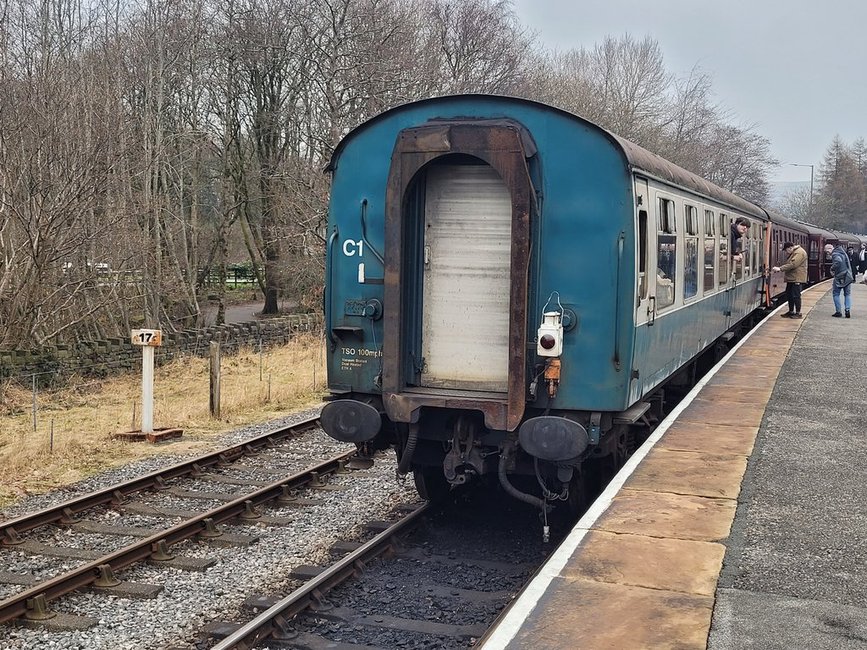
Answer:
xmin=772 ymin=242 xmax=807 ymax=319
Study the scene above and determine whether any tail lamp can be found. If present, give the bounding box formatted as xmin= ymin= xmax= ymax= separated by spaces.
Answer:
xmin=536 ymin=311 xmax=563 ymax=357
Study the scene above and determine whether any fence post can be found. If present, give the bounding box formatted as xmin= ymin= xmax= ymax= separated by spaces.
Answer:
xmin=32 ymin=374 xmax=37 ymax=432
xmin=210 ymin=341 xmax=221 ymax=418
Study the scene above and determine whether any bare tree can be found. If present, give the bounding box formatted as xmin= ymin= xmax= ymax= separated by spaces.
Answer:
xmin=775 ymin=186 xmax=812 ymax=223
xmin=659 ymin=65 xmax=721 ymax=171
xmin=425 ymin=0 xmax=533 ymax=95
xmin=0 ymin=0 xmax=124 ymax=346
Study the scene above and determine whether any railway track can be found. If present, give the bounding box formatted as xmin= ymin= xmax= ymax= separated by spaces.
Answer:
xmin=198 ymin=488 xmax=570 ymax=650
xmin=1 ymin=415 xmax=323 ymax=543
xmin=0 ymin=416 xmax=366 ymax=629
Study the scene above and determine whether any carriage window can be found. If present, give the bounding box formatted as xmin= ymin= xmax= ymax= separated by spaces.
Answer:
xmin=685 ymin=238 xmax=699 ymax=299
xmin=718 ymin=213 xmax=729 ymax=285
xmin=750 ymin=238 xmax=757 ymax=275
xmin=638 ymin=209 xmax=648 ymax=299
xmin=704 ymin=210 xmax=716 ymax=293
xmin=756 ymin=223 xmax=765 ymax=271
xmin=704 ymin=209 xmax=715 ymax=237
xmin=656 ymin=197 xmax=677 ymax=309
xmin=684 ymin=205 xmax=699 ymax=299
xmin=658 ymin=197 xmax=676 ymax=234
xmin=741 ymin=220 xmax=751 ymax=278
xmin=685 ymin=205 xmax=698 ymax=236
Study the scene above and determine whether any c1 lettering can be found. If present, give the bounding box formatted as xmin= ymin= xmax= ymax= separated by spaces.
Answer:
xmin=342 ymin=240 xmax=364 ymax=257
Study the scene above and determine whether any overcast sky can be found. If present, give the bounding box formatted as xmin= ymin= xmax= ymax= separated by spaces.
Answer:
xmin=511 ymin=0 xmax=866 ymax=184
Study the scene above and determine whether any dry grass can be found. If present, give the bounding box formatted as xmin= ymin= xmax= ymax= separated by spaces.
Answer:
xmin=0 ymin=334 xmax=328 ymax=508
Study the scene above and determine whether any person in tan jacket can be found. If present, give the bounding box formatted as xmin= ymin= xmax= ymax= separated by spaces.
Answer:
xmin=772 ymin=242 xmax=808 ymax=318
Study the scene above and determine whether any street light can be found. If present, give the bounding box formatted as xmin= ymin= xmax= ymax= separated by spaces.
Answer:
xmin=789 ymin=163 xmax=814 ymax=207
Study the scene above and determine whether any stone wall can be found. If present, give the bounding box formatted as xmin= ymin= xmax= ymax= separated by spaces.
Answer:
xmin=0 ymin=313 xmax=323 ymax=387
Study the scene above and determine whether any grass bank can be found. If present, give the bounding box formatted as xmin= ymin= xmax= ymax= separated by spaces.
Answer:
xmin=0 ymin=334 xmax=327 ymax=508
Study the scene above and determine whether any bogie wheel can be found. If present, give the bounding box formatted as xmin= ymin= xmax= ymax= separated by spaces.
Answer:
xmin=413 ymin=468 xmax=451 ymax=502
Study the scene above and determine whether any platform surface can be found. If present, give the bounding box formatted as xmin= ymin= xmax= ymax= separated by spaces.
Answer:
xmin=482 ymin=283 xmax=867 ymax=649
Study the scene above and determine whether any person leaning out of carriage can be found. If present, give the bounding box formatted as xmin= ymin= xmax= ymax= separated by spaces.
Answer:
xmin=772 ymin=241 xmax=807 ymax=319
xmin=730 ymin=217 xmax=749 ymax=262
xmin=826 ymin=243 xmax=854 ymax=318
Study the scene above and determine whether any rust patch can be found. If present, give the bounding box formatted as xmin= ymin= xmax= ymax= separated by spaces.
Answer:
xmin=595 ymin=489 xmax=736 ymax=541
xmin=658 ymin=421 xmax=758 ymax=456
xmin=513 ymin=577 xmax=712 ymax=650
xmin=625 ymin=448 xmax=748 ymax=499
xmin=563 ymin=530 xmax=725 ymax=596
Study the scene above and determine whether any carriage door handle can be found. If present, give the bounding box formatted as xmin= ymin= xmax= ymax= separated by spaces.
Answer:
xmin=648 ymin=296 xmax=656 ymax=326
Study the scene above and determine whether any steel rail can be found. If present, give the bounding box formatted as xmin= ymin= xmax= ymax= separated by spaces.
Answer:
xmin=211 ymin=501 xmax=430 ymax=650
xmin=0 ymin=449 xmax=355 ymax=624
xmin=0 ymin=415 xmax=322 ymax=543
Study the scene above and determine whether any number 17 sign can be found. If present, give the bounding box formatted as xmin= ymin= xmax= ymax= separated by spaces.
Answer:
xmin=131 ymin=329 xmax=162 ymax=347
xmin=131 ymin=328 xmax=162 ymax=434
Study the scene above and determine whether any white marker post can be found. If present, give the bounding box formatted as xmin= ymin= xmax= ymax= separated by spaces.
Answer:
xmin=131 ymin=329 xmax=162 ymax=433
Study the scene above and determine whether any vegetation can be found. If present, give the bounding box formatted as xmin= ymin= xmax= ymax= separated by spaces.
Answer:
xmin=0 ymin=335 xmax=327 ymax=508
xmin=814 ymin=137 xmax=867 ymax=232
xmin=1 ymin=0 xmax=781 ymax=351
xmin=773 ymin=135 xmax=867 ymax=234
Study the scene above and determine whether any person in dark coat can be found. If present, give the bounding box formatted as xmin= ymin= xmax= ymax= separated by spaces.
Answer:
xmin=827 ymin=243 xmax=854 ymax=318
xmin=772 ymin=242 xmax=808 ymax=318
xmin=847 ymin=246 xmax=858 ymax=278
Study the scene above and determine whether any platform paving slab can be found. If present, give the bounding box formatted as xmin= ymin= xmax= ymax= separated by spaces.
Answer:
xmin=562 ymin=530 xmax=725 ymax=596
xmin=594 ymin=489 xmax=736 ymax=542
xmin=624 ymin=448 xmax=748 ymax=500
xmin=512 ymin=577 xmax=713 ymax=650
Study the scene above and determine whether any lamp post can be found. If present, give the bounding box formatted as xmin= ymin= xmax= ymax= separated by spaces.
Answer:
xmin=789 ymin=163 xmax=814 ymax=207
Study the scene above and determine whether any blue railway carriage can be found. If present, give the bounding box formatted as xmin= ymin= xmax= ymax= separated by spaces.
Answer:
xmin=320 ymin=95 xmax=769 ymax=508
